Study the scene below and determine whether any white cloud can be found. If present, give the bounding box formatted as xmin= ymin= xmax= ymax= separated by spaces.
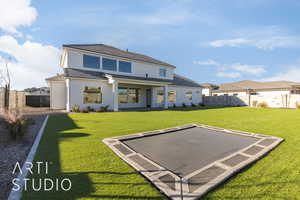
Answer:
xmin=209 ymin=37 xmax=300 ymax=50
xmin=193 ymin=59 xmax=266 ymax=78
xmin=193 ymin=59 xmax=219 ymax=65
xmin=260 ymin=67 xmax=300 ymax=82
xmin=208 ymin=26 xmax=300 ymax=50
xmin=217 ymin=71 xmax=241 ymax=78
xmin=0 ymin=35 xmax=60 ymax=90
xmin=209 ymin=38 xmax=249 ymax=48
xmin=230 ymin=63 xmax=266 ymax=75
xmin=0 ymin=0 xmax=37 ymax=33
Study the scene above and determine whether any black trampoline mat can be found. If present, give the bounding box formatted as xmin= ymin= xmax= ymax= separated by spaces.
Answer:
xmin=123 ymin=127 xmax=259 ymax=176
xmin=103 ymin=124 xmax=283 ymax=200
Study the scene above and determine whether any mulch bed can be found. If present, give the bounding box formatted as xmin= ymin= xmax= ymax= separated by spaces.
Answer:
xmin=0 ymin=115 xmax=46 ymax=200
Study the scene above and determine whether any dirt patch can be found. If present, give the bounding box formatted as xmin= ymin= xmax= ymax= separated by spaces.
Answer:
xmin=0 ymin=115 xmax=46 ymax=200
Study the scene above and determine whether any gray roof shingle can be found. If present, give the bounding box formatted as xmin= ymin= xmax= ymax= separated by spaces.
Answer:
xmin=47 ymin=68 xmax=201 ymax=88
xmin=215 ymin=80 xmax=300 ymax=92
xmin=63 ymin=44 xmax=176 ymax=68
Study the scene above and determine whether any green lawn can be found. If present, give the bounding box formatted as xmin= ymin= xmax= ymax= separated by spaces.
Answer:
xmin=22 ymin=107 xmax=300 ymax=200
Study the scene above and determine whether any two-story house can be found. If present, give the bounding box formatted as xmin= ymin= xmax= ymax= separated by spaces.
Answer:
xmin=46 ymin=44 xmax=203 ymax=111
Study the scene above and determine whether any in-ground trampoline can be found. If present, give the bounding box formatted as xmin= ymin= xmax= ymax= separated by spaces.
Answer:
xmin=103 ymin=124 xmax=283 ymax=200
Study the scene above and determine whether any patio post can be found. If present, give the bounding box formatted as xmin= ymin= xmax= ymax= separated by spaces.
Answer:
xmin=112 ymin=81 xmax=119 ymax=111
xmin=163 ymin=85 xmax=168 ymax=109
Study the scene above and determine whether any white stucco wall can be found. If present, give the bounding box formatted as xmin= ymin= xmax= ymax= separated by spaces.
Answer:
xmin=67 ymin=78 xmax=114 ymax=111
xmin=50 ymin=81 xmax=66 ymax=109
xmin=64 ymin=49 xmax=174 ymax=80
xmin=202 ymin=88 xmax=211 ymax=96
xmin=212 ymin=90 xmax=291 ymax=96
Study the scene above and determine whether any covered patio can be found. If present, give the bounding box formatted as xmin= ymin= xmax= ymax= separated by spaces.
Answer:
xmin=105 ymin=74 xmax=170 ymax=111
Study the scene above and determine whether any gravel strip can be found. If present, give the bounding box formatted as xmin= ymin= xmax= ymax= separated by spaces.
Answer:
xmin=0 ymin=115 xmax=46 ymax=200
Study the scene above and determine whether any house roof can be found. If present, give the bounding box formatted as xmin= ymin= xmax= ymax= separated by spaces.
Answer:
xmin=64 ymin=68 xmax=172 ymax=83
xmin=46 ymin=68 xmax=202 ymax=88
xmin=201 ymin=82 xmax=219 ymax=89
xmin=63 ymin=44 xmax=176 ymax=68
xmin=214 ymin=80 xmax=300 ymax=92
xmin=46 ymin=74 xmax=65 ymax=81
xmin=171 ymin=74 xmax=203 ymax=88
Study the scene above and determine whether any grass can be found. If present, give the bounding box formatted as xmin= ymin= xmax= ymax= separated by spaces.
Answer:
xmin=22 ymin=107 xmax=300 ymax=200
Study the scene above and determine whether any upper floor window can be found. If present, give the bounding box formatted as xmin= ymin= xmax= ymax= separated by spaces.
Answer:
xmin=83 ymin=55 xmax=100 ymax=69
xmin=119 ymin=61 xmax=132 ymax=73
xmin=159 ymin=68 xmax=167 ymax=77
xmin=103 ymin=58 xmax=117 ymax=71
xmin=185 ymin=91 xmax=192 ymax=100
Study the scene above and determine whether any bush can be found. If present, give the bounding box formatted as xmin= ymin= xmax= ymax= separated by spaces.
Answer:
xmin=182 ymin=103 xmax=187 ymax=108
xmin=258 ymin=102 xmax=268 ymax=108
xmin=80 ymin=109 xmax=89 ymax=113
xmin=87 ymin=106 xmax=95 ymax=112
xmin=0 ymin=111 xmax=34 ymax=140
xmin=191 ymin=103 xmax=196 ymax=107
xmin=173 ymin=104 xmax=176 ymax=108
xmin=71 ymin=104 xmax=80 ymax=112
xmin=252 ymin=100 xmax=258 ymax=107
xmin=97 ymin=105 xmax=109 ymax=112
xmin=296 ymin=102 xmax=300 ymax=109
xmin=198 ymin=102 xmax=205 ymax=107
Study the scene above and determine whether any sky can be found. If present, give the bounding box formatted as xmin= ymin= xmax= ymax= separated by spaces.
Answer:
xmin=0 ymin=0 xmax=300 ymax=90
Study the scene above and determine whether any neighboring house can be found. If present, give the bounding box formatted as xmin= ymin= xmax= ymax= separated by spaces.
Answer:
xmin=201 ymin=83 xmax=219 ymax=96
xmin=211 ymin=80 xmax=300 ymax=96
xmin=24 ymin=87 xmax=50 ymax=96
xmin=46 ymin=44 xmax=203 ymax=111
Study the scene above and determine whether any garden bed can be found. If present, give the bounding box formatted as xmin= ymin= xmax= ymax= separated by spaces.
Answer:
xmin=0 ymin=115 xmax=46 ymax=200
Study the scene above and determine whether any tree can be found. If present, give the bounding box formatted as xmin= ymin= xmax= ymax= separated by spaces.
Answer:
xmin=0 ymin=58 xmax=11 ymax=112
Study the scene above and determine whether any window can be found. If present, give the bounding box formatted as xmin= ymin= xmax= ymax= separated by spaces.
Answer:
xmin=292 ymin=90 xmax=300 ymax=94
xmin=128 ymin=89 xmax=139 ymax=103
xmin=119 ymin=61 xmax=132 ymax=73
xmin=185 ymin=91 xmax=192 ymax=100
xmin=213 ymin=94 xmax=218 ymax=96
xmin=159 ymin=68 xmax=167 ymax=77
xmin=224 ymin=94 xmax=229 ymax=96
xmin=157 ymin=90 xmax=164 ymax=104
xmin=83 ymin=55 xmax=100 ymax=69
xmin=102 ymin=58 xmax=117 ymax=71
xmin=118 ymin=88 xmax=128 ymax=103
xmin=168 ymin=91 xmax=176 ymax=103
xmin=233 ymin=93 xmax=238 ymax=96
xmin=118 ymin=88 xmax=139 ymax=104
xmin=83 ymin=86 xmax=102 ymax=104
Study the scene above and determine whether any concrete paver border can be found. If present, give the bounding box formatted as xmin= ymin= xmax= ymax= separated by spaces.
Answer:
xmin=7 ymin=115 xmax=49 ymax=200
xmin=103 ymin=124 xmax=284 ymax=200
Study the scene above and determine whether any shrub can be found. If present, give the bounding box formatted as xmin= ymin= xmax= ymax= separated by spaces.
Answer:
xmin=198 ymin=102 xmax=205 ymax=107
xmin=258 ymin=102 xmax=268 ymax=108
xmin=0 ymin=111 xmax=34 ymax=140
xmin=296 ymin=102 xmax=300 ymax=109
xmin=191 ymin=103 xmax=196 ymax=107
xmin=87 ymin=106 xmax=95 ymax=112
xmin=182 ymin=103 xmax=187 ymax=108
xmin=71 ymin=104 xmax=80 ymax=112
xmin=80 ymin=109 xmax=89 ymax=113
xmin=97 ymin=105 xmax=109 ymax=112
xmin=252 ymin=100 xmax=258 ymax=107
xmin=173 ymin=104 xmax=176 ymax=108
